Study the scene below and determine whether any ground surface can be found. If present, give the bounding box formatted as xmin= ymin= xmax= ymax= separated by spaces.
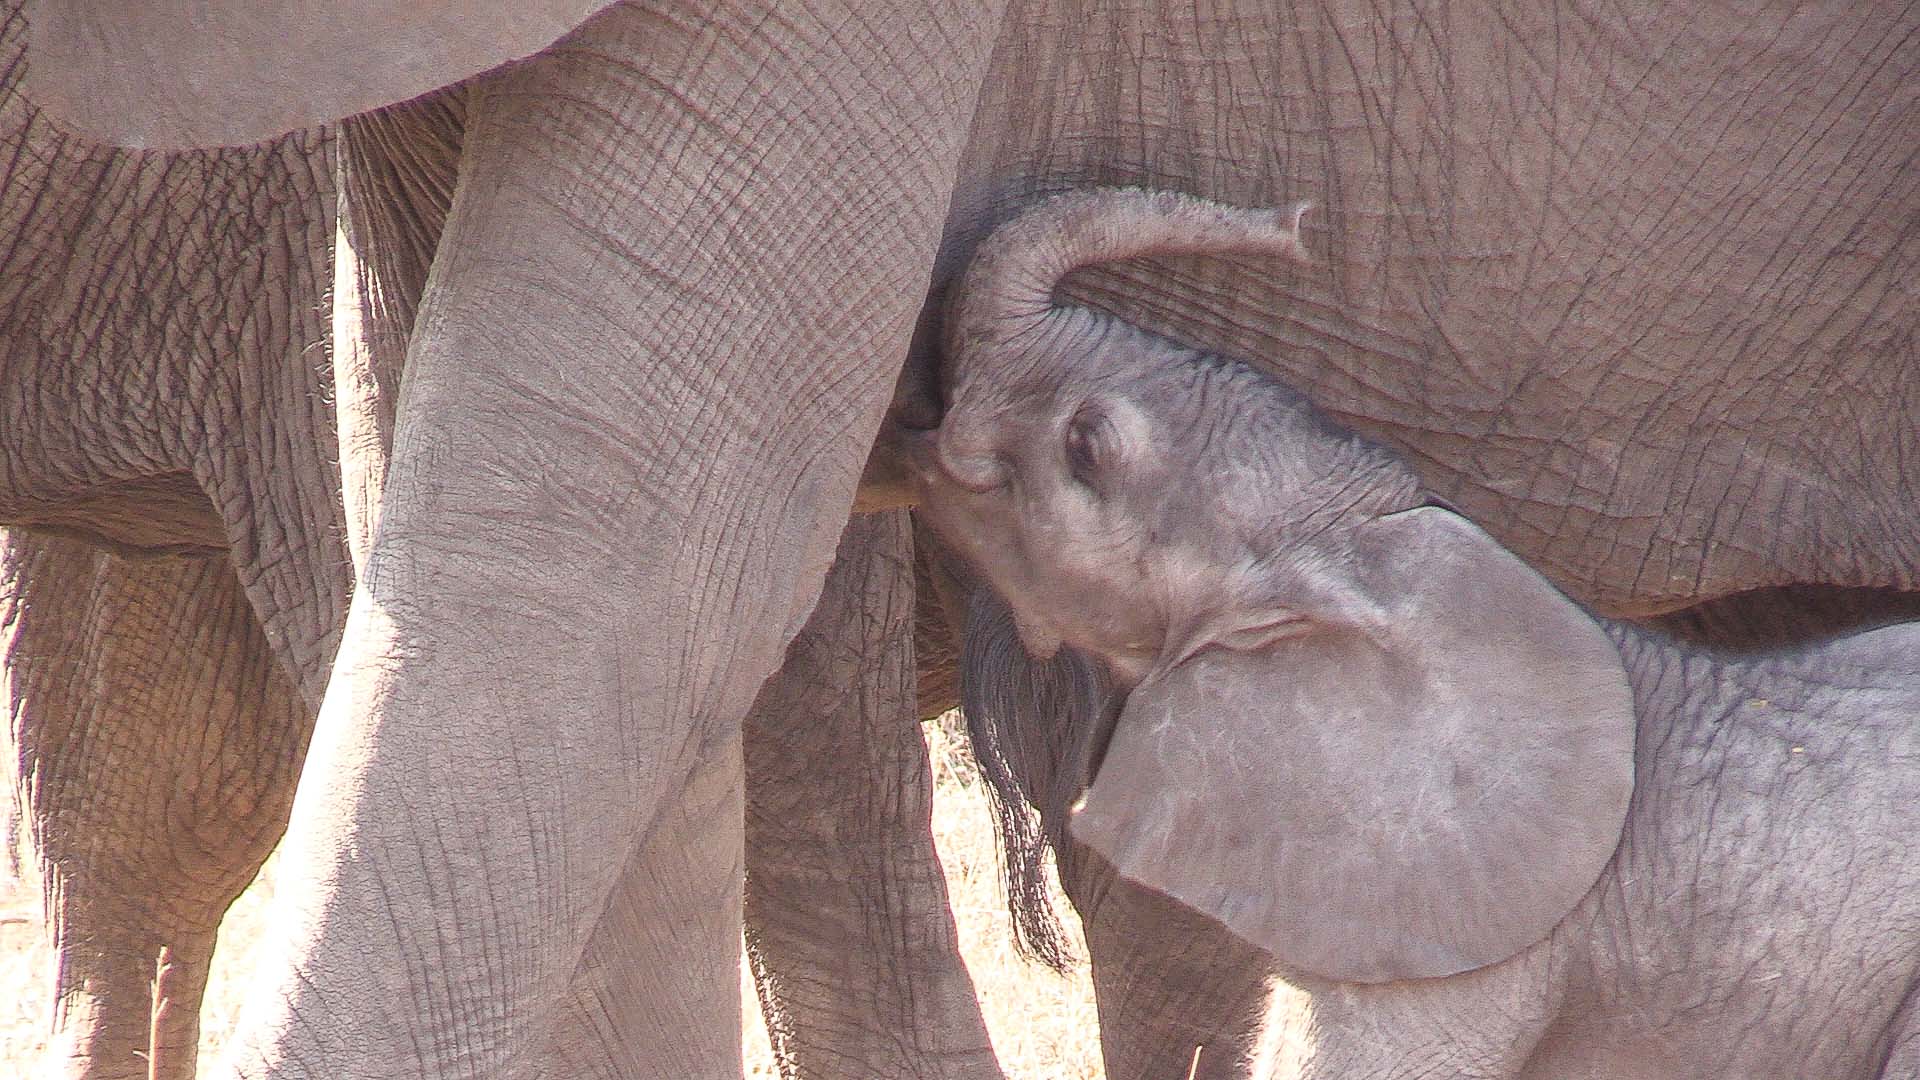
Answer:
xmin=0 ymin=715 xmax=1102 ymax=1078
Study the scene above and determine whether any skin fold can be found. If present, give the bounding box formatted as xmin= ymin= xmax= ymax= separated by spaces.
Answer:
xmin=912 ymin=189 xmax=1920 ymax=1079
xmin=12 ymin=2 xmax=1915 ymax=1075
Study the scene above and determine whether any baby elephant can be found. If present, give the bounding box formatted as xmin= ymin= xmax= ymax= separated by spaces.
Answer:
xmin=909 ymin=187 xmax=1920 ymax=1078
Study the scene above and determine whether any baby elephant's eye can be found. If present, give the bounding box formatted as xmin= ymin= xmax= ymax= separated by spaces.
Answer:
xmin=1064 ymin=404 xmax=1110 ymax=487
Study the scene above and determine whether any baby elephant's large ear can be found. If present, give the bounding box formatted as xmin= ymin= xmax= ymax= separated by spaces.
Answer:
xmin=1069 ymin=507 xmax=1634 ymax=983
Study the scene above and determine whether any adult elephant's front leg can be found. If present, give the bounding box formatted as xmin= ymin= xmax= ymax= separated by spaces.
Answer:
xmin=535 ymin=512 xmax=1001 ymax=1079
xmin=218 ymin=3 xmax=1003 ymax=1077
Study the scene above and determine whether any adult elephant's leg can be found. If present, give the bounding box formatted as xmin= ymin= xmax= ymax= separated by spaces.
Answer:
xmin=1879 ymin=989 xmax=1920 ymax=1080
xmin=222 ymin=2 xmax=1004 ymax=1076
xmin=742 ymin=510 xmax=1001 ymax=1079
xmin=1 ymin=532 xmax=307 ymax=1080
xmin=1056 ymin=844 xmax=1273 ymax=1080
xmin=539 ymin=511 xmax=1000 ymax=1079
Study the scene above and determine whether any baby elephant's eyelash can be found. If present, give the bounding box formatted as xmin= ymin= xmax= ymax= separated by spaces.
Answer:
xmin=1065 ymin=406 xmax=1109 ymax=483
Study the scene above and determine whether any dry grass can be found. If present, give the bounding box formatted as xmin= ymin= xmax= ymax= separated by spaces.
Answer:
xmin=0 ymin=716 xmax=1101 ymax=1077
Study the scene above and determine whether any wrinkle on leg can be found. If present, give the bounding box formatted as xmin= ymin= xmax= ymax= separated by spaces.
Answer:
xmin=530 ymin=733 xmax=747 ymax=1080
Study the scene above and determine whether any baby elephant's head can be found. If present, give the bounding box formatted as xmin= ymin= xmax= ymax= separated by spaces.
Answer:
xmin=910 ymin=188 xmax=1637 ymax=988
xmin=911 ymin=190 xmax=1412 ymax=683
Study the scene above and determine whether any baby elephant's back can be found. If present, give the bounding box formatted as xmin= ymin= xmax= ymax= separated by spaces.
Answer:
xmin=1533 ymin=621 xmax=1920 ymax=1080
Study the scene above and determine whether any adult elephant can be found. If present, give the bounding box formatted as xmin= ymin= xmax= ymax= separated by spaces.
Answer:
xmin=1 ymin=42 xmax=997 ymax=1080
xmin=25 ymin=1 xmax=1916 ymax=1077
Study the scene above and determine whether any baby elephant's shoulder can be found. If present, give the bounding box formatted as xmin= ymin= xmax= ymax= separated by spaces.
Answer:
xmin=1749 ymin=619 xmax=1920 ymax=766
xmin=1787 ymin=620 xmax=1920 ymax=712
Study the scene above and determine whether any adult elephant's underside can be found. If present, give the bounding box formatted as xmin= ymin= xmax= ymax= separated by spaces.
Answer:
xmin=33 ymin=4 xmax=1917 ymax=618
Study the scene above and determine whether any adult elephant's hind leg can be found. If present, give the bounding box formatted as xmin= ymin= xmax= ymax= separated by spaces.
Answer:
xmin=223 ymin=2 xmax=1004 ymax=1076
xmin=743 ymin=511 xmax=1001 ymax=1079
xmin=1 ymin=532 xmax=306 ymax=1080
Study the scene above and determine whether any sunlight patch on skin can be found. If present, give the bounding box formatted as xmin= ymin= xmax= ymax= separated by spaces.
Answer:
xmin=1248 ymin=979 xmax=1315 ymax=1077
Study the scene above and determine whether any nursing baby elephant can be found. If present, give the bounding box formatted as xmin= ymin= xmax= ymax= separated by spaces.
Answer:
xmin=912 ymin=189 xmax=1920 ymax=1078
xmin=953 ymin=563 xmax=1920 ymax=1079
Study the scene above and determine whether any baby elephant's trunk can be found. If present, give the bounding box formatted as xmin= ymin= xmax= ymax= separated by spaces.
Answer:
xmin=942 ymin=188 xmax=1312 ymax=392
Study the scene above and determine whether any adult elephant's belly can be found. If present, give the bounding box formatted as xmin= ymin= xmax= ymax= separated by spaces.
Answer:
xmin=932 ymin=0 xmax=1919 ymax=618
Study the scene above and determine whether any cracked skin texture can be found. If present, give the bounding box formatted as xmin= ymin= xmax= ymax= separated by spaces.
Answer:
xmin=31 ymin=0 xmax=1919 ymax=619
xmin=0 ymin=5 xmax=345 ymax=1078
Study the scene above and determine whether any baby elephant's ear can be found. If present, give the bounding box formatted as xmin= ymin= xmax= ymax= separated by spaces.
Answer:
xmin=1068 ymin=508 xmax=1634 ymax=983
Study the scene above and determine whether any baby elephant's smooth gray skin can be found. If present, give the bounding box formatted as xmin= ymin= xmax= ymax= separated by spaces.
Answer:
xmin=958 ymin=581 xmax=1920 ymax=1079
xmin=1248 ymin=618 xmax=1920 ymax=1079
xmin=910 ymin=188 xmax=1920 ymax=1077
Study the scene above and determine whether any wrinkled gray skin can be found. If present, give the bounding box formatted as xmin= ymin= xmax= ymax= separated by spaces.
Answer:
xmin=741 ymin=513 xmax=998 ymax=1080
xmin=343 ymin=94 xmax=1003 ymax=1080
xmin=2 ymin=538 xmax=314 ymax=1080
xmin=3 ymin=48 xmax=995 ymax=1080
xmin=910 ymin=187 xmax=1920 ymax=1078
xmin=19 ymin=2 xmax=1917 ymax=1076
